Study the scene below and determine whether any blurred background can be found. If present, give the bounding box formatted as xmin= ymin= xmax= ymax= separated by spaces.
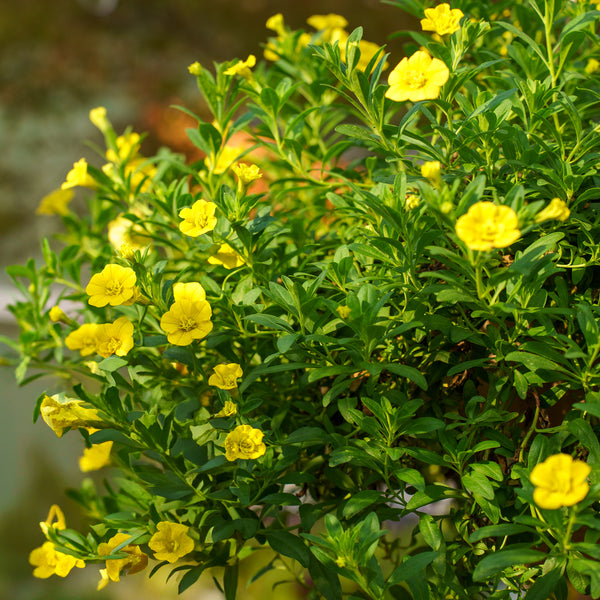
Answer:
xmin=0 ymin=1 xmax=412 ymax=598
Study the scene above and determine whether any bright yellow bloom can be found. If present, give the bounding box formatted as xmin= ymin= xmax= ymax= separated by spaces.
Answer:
xmin=95 ymin=316 xmax=135 ymax=358
xmin=39 ymin=504 xmax=66 ymax=535
xmin=65 ymin=323 xmax=100 ymax=356
xmin=89 ymin=106 xmax=110 ymax=133
xmin=535 ymin=198 xmax=570 ymax=223
xmin=207 ymin=243 xmax=245 ymax=269
xmin=336 ymin=305 xmax=352 ymax=319
xmin=40 ymin=394 xmax=101 ymax=437
xmin=29 ymin=542 xmax=85 ymax=578
xmin=421 ymin=4 xmax=464 ymax=36
xmin=215 ymin=400 xmax=238 ymax=418
xmin=421 ymin=160 xmax=442 ymax=186
xmin=106 ymin=132 xmax=142 ymax=163
xmin=49 ymin=306 xmax=68 ymax=323
xmin=224 ymin=424 xmax=266 ymax=461
xmin=188 ymin=61 xmax=202 ymax=76
xmin=224 ymin=54 xmax=256 ymax=78
xmin=86 ymin=264 xmax=137 ymax=307
xmin=36 ymin=188 xmax=74 ymax=216
xmin=232 ymin=162 xmax=262 ymax=184
xmin=97 ymin=533 xmax=148 ymax=583
xmin=208 ymin=363 xmax=243 ymax=390
xmin=160 ymin=299 xmax=213 ymax=346
xmin=79 ymin=429 xmax=113 ymax=472
xmin=207 ymin=145 xmax=245 ymax=174
xmin=585 ymin=58 xmax=600 ymax=75
xmin=173 ymin=281 xmax=207 ymax=304
xmin=385 ymin=51 xmax=449 ymax=102
xmin=405 ymin=194 xmax=420 ymax=210
xmin=61 ymin=158 xmax=97 ymax=190
xmin=530 ymin=454 xmax=591 ymax=510
xmin=178 ymin=199 xmax=218 ymax=237
xmin=266 ymin=13 xmax=285 ymax=35
xmin=148 ymin=522 xmax=195 ymax=563
xmin=455 ymin=202 xmax=521 ymax=251
xmin=307 ymin=13 xmax=349 ymax=40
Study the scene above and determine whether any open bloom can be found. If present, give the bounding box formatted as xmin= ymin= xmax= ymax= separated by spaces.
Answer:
xmin=86 ymin=264 xmax=137 ymax=307
xmin=36 ymin=188 xmax=74 ymax=216
xmin=95 ymin=316 xmax=135 ymax=358
xmin=207 ymin=243 xmax=245 ymax=269
xmin=421 ymin=3 xmax=464 ymax=36
xmin=178 ymin=199 xmax=218 ymax=237
xmin=535 ymin=197 xmax=570 ymax=223
xmin=97 ymin=533 xmax=148 ymax=585
xmin=40 ymin=394 xmax=101 ymax=437
xmin=225 ymin=425 xmax=266 ymax=461
xmin=148 ymin=522 xmax=195 ymax=563
xmin=65 ymin=323 xmax=100 ymax=356
xmin=208 ymin=363 xmax=243 ymax=390
xmin=385 ymin=51 xmax=449 ymax=102
xmin=455 ymin=202 xmax=521 ymax=251
xmin=530 ymin=453 xmax=591 ymax=509
xmin=224 ymin=54 xmax=256 ymax=78
xmin=160 ymin=298 xmax=213 ymax=346
xmin=29 ymin=542 xmax=85 ymax=578
xmin=61 ymin=158 xmax=97 ymax=190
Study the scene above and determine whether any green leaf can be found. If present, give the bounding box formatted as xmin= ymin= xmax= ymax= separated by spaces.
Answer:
xmin=308 ymin=553 xmax=342 ymax=600
xmin=473 ymin=548 xmax=545 ymax=581
xmin=265 ymin=531 xmax=310 ymax=568
xmin=469 ymin=523 xmax=533 ymax=543
xmin=419 ymin=514 xmax=442 ymax=551
xmin=342 ymin=490 xmax=382 ymax=518
xmin=387 ymin=552 xmax=438 ymax=586
xmin=98 ymin=356 xmax=128 ymax=372
xmin=384 ymin=363 xmax=428 ymax=390
xmin=244 ymin=313 xmax=294 ymax=332
xmin=524 ymin=568 xmax=563 ymax=600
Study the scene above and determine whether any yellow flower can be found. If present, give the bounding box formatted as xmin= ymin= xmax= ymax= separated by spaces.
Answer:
xmin=173 ymin=281 xmax=207 ymax=304
xmin=455 ymin=202 xmax=521 ymax=251
xmin=98 ymin=532 xmax=148 ymax=583
xmin=65 ymin=323 xmax=100 ymax=356
xmin=148 ymin=522 xmax=195 ymax=563
xmin=207 ymin=243 xmax=245 ymax=269
xmin=307 ymin=13 xmax=349 ymax=40
xmin=49 ymin=306 xmax=68 ymax=323
xmin=224 ymin=54 xmax=256 ymax=78
xmin=421 ymin=3 xmax=464 ymax=36
xmin=385 ymin=51 xmax=449 ymax=102
xmin=215 ymin=400 xmax=238 ymax=417
xmin=40 ymin=394 xmax=101 ymax=437
xmin=36 ymin=188 xmax=74 ymax=216
xmin=208 ymin=363 xmax=243 ymax=390
xmin=29 ymin=542 xmax=85 ymax=578
xmin=224 ymin=424 xmax=266 ymax=461
xmin=178 ymin=199 xmax=218 ymax=237
xmin=89 ymin=106 xmax=110 ymax=133
xmin=39 ymin=504 xmax=66 ymax=536
xmin=421 ymin=160 xmax=442 ymax=186
xmin=79 ymin=429 xmax=113 ymax=472
xmin=106 ymin=132 xmax=142 ymax=163
xmin=207 ymin=146 xmax=245 ymax=174
xmin=405 ymin=194 xmax=420 ymax=210
xmin=266 ymin=13 xmax=285 ymax=35
xmin=188 ymin=61 xmax=202 ymax=76
xmin=61 ymin=158 xmax=97 ymax=190
xmin=95 ymin=316 xmax=135 ymax=358
xmin=354 ymin=39 xmax=388 ymax=71
xmin=585 ymin=58 xmax=600 ymax=75
xmin=107 ymin=215 xmax=147 ymax=252
xmin=336 ymin=305 xmax=352 ymax=319
xmin=530 ymin=453 xmax=591 ymax=510
xmin=86 ymin=264 xmax=137 ymax=307
xmin=232 ymin=162 xmax=262 ymax=184
xmin=160 ymin=299 xmax=213 ymax=346
xmin=535 ymin=197 xmax=570 ymax=223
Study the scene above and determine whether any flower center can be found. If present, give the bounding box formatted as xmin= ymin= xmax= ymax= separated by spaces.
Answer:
xmin=194 ymin=214 xmax=208 ymax=228
xmin=407 ymin=71 xmax=427 ymax=89
xmin=178 ymin=317 xmax=197 ymax=332
xmin=105 ymin=337 xmax=121 ymax=354
xmin=106 ymin=281 xmax=124 ymax=296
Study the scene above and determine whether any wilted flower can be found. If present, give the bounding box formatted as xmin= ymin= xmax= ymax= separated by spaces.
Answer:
xmin=65 ymin=323 xmax=100 ymax=356
xmin=148 ymin=522 xmax=195 ymax=563
xmin=215 ymin=400 xmax=238 ymax=418
xmin=97 ymin=533 xmax=148 ymax=585
xmin=61 ymin=158 xmax=97 ymax=190
xmin=455 ymin=202 xmax=521 ymax=251
xmin=207 ymin=243 xmax=245 ymax=269
xmin=535 ymin=197 xmax=570 ymax=223
xmin=385 ymin=51 xmax=449 ymax=102
xmin=86 ymin=264 xmax=137 ymax=307
xmin=95 ymin=316 xmax=135 ymax=358
xmin=208 ymin=363 xmax=243 ymax=390
xmin=224 ymin=424 xmax=266 ymax=461
xmin=530 ymin=453 xmax=591 ymax=509
xmin=178 ymin=199 xmax=218 ymax=237
xmin=421 ymin=3 xmax=464 ymax=36
xmin=29 ymin=542 xmax=85 ymax=579
xmin=40 ymin=394 xmax=101 ymax=437
xmin=36 ymin=188 xmax=74 ymax=216
xmin=39 ymin=504 xmax=66 ymax=535
xmin=224 ymin=55 xmax=256 ymax=78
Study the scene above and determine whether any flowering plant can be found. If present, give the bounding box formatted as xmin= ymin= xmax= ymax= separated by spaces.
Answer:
xmin=4 ymin=1 xmax=600 ymax=598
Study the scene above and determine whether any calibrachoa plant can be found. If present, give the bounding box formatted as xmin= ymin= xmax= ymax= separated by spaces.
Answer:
xmin=3 ymin=1 xmax=600 ymax=598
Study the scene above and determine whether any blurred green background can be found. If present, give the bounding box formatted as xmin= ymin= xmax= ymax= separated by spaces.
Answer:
xmin=0 ymin=1 xmax=411 ymax=598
